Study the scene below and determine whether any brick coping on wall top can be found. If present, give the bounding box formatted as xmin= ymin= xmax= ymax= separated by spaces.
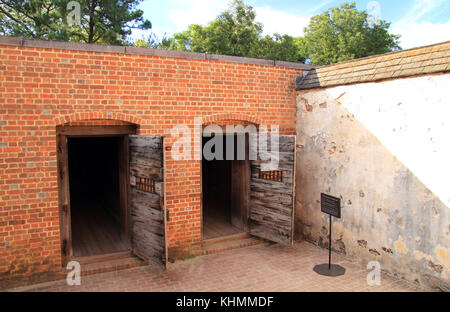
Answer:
xmin=0 ymin=36 xmax=314 ymax=71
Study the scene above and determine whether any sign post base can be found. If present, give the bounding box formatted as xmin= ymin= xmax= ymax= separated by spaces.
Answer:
xmin=313 ymin=263 xmax=346 ymax=277
xmin=314 ymin=194 xmax=345 ymax=277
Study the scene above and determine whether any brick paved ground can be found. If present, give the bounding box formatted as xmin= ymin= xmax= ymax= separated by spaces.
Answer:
xmin=7 ymin=241 xmax=427 ymax=292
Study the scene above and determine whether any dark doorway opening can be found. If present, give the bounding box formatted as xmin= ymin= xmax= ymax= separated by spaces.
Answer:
xmin=68 ymin=137 xmax=127 ymax=257
xmin=202 ymin=134 xmax=249 ymax=240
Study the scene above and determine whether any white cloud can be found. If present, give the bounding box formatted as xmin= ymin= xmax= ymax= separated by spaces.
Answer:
xmin=166 ymin=0 xmax=311 ymax=38
xmin=391 ymin=0 xmax=450 ymax=49
xmin=254 ymin=6 xmax=310 ymax=37
xmin=167 ymin=0 xmax=228 ymax=32
xmin=156 ymin=0 xmax=450 ymax=49
xmin=401 ymin=0 xmax=445 ymax=23
xmin=392 ymin=21 xmax=450 ymax=49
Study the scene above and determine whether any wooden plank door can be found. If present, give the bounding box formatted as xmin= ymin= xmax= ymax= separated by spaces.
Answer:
xmin=129 ymin=135 xmax=167 ymax=268
xmin=248 ymin=135 xmax=296 ymax=245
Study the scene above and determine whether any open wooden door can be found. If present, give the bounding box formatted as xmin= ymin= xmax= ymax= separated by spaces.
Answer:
xmin=249 ymin=135 xmax=296 ymax=246
xmin=129 ymin=135 xmax=167 ymax=268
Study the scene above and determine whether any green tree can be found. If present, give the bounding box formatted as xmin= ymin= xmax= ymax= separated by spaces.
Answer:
xmin=251 ymin=34 xmax=307 ymax=63
xmin=160 ymin=0 xmax=308 ymax=62
xmin=304 ymin=2 xmax=401 ymax=65
xmin=207 ymin=0 xmax=262 ymax=56
xmin=0 ymin=0 xmax=151 ymax=44
xmin=0 ymin=0 xmax=66 ymax=40
xmin=134 ymin=32 xmax=161 ymax=49
xmin=161 ymin=0 xmax=263 ymax=57
xmin=160 ymin=24 xmax=209 ymax=52
xmin=0 ymin=10 xmax=6 ymax=35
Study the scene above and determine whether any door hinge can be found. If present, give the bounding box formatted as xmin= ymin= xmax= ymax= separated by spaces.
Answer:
xmin=166 ymin=209 xmax=170 ymax=222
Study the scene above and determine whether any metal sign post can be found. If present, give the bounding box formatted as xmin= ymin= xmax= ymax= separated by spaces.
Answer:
xmin=328 ymin=214 xmax=332 ymax=270
xmin=313 ymin=193 xmax=346 ymax=277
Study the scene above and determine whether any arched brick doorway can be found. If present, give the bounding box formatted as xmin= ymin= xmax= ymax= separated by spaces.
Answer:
xmin=201 ymin=120 xmax=257 ymax=241
xmin=200 ymin=117 xmax=297 ymax=246
xmin=56 ymin=120 xmax=138 ymax=264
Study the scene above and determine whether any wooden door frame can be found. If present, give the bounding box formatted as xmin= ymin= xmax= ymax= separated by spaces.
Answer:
xmin=56 ymin=125 xmax=137 ymax=265
xmin=200 ymin=129 xmax=250 ymax=241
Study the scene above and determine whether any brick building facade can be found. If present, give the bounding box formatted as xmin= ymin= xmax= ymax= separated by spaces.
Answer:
xmin=3 ymin=36 xmax=447 ymax=291
xmin=0 ymin=37 xmax=310 ymax=283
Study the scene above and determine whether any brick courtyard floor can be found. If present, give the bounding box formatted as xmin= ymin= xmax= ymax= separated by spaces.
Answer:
xmin=7 ymin=241 xmax=426 ymax=292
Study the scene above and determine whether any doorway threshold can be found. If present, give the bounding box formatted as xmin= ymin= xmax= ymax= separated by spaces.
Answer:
xmin=73 ymin=250 xmax=132 ymax=265
xmin=200 ymin=232 xmax=263 ymax=256
xmin=72 ymin=251 xmax=145 ymax=276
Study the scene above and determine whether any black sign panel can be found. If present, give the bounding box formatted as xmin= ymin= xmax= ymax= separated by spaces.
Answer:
xmin=321 ymin=193 xmax=341 ymax=218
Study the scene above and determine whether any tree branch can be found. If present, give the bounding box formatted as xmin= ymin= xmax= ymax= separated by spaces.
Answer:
xmin=0 ymin=5 xmax=34 ymax=37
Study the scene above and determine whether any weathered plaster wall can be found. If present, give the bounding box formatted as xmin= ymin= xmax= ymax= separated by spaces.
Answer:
xmin=295 ymin=73 xmax=450 ymax=290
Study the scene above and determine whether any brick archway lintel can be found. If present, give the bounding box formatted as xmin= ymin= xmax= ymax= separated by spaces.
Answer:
xmin=201 ymin=113 xmax=261 ymax=126
xmin=54 ymin=112 xmax=142 ymax=126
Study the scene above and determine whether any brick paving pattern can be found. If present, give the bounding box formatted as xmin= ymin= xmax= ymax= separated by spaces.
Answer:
xmin=7 ymin=242 xmax=427 ymax=292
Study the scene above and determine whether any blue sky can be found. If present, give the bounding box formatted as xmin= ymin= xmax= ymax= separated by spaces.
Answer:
xmin=132 ymin=0 xmax=450 ymax=49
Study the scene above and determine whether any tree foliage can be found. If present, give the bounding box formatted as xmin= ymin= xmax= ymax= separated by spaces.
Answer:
xmin=1 ymin=0 xmax=402 ymax=64
xmin=0 ymin=0 xmax=151 ymax=44
xmin=160 ymin=0 xmax=262 ymax=56
xmin=134 ymin=32 xmax=160 ymax=49
xmin=158 ymin=0 xmax=307 ymax=62
xmin=253 ymin=34 xmax=307 ymax=63
xmin=303 ymin=2 xmax=401 ymax=65
xmin=0 ymin=0 xmax=65 ymax=40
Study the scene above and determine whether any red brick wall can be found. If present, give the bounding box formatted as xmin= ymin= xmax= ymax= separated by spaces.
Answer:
xmin=0 ymin=42 xmax=301 ymax=279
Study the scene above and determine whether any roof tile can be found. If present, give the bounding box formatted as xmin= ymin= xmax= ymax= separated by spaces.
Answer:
xmin=297 ymin=41 xmax=450 ymax=90
xmin=430 ymin=64 xmax=448 ymax=72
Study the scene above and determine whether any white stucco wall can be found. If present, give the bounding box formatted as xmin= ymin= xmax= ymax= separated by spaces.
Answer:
xmin=295 ymin=73 xmax=450 ymax=290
